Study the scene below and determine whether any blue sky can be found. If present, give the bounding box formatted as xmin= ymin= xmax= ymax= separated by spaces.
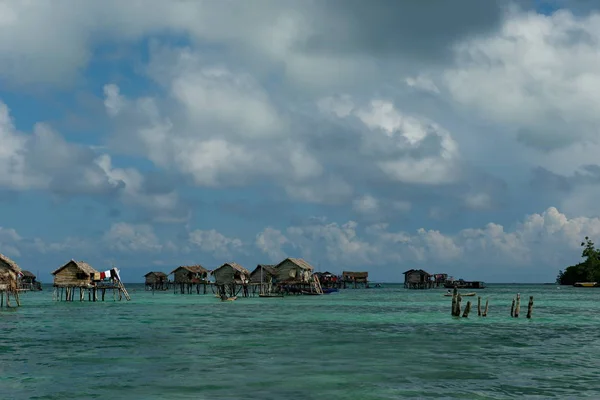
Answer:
xmin=1 ymin=0 xmax=599 ymax=283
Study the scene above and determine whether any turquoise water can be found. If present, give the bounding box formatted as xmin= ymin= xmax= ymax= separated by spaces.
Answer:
xmin=2 ymin=284 xmax=599 ymax=399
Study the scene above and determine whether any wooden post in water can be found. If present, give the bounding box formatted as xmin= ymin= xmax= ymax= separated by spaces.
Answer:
xmin=451 ymin=287 xmax=458 ymax=316
xmin=455 ymin=293 xmax=462 ymax=317
xmin=514 ymin=293 xmax=521 ymax=318
xmin=510 ymin=298 xmax=515 ymax=317
xmin=483 ymin=299 xmax=489 ymax=317
xmin=462 ymin=301 xmax=472 ymax=318
xmin=477 ymin=296 xmax=482 ymax=316
xmin=526 ymin=296 xmax=534 ymax=319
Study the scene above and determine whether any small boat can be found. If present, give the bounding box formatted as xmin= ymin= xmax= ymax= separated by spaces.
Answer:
xmin=259 ymin=293 xmax=284 ymax=298
xmin=573 ymin=282 xmax=597 ymax=287
xmin=220 ymin=296 xmax=237 ymax=302
xmin=322 ymin=288 xmax=338 ymax=294
xmin=443 ymin=292 xmax=476 ymax=297
xmin=301 ymin=290 xmax=322 ymax=296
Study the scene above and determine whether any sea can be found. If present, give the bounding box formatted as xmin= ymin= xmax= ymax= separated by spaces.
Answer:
xmin=1 ymin=283 xmax=599 ymax=399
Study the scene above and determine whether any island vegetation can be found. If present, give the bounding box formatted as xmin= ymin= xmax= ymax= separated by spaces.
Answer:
xmin=556 ymin=236 xmax=600 ymax=285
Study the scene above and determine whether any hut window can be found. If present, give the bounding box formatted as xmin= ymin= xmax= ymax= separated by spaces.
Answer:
xmin=76 ymin=272 xmax=88 ymax=280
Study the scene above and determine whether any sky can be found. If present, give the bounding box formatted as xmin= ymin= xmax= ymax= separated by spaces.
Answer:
xmin=2 ymin=0 xmax=600 ymax=284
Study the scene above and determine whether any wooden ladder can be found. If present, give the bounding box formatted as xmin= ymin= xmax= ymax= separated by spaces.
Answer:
xmin=312 ymin=274 xmax=323 ymax=294
xmin=116 ymin=279 xmax=131 ymax=301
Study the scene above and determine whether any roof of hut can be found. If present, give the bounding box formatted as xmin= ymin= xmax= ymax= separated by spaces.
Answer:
xmin=403 ymin=269 xmax=430 ymax=276
xmin=250 ymin=264 xmax=277 ymax=276
xmin=275 ymin=257 xmax=314 ymax=271
xmin=0 ymin=253 xmax=21 ymax=274
xmin=21 ymin=270 xmax=36 ymax=278
xmin=343 ymin=271 xmax=368 ymax=278
xmin=170 ymin=265 xmax=208 ymax=275
xmin=212 ymin=262 xmax=250 ymax=275
xmin=51 ymin=260 xmax=98 ymax=276
xmin=144 ymin=271 xmax=168 ymax=278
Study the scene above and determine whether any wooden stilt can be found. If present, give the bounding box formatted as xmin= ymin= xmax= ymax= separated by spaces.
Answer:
xmin=483 ymin=299 xmax=489 ymax=317
xmin=477 ymin=296 xmax=482 ymax=316
xmin=526 ymin=296 xmax=534 ymax=319
xmin=514 ymin=293 xmax=521 ymax=318
xmin=451 ymin=287 xmax=458 ymax=316
xmin=462 ymin=301 xmax=472 ymax=318
xmin=510 ymin=298 xmax=515 ymax=317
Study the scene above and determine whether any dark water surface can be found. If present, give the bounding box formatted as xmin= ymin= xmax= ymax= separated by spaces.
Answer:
xmin=1 ymin=284 xmax=599 ymax=399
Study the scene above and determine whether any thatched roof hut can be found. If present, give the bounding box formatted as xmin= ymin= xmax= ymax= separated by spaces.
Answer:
xmin=249 ymin=264 xmax=277 ymax=284
xmin=170 ymin=265 xmax=209 ymax=284
xmin=144 ymin=271 xmax=168 ymax=285
xmin=0 ymin=253 xmax=22 ymax=292
xmin=274 ymin=257 xmax=314 ymax=283
xmin=342 ymin=271 xmax=368 ymax=283
xmin=212 ymin=262 xmax=250 ymax=285
xmin=52 ymin=260 xmax=98 ymax=288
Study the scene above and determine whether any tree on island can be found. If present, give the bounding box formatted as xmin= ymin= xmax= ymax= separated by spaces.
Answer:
xmin=556 ymin=236 xmax=600 ymax=285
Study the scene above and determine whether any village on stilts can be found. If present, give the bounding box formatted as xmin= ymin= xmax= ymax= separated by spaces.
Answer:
xmin=0 ymin=251 xmax=539 ymax=320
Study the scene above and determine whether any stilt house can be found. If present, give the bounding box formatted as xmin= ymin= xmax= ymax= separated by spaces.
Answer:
xmin=0 ymin=253 xmax=22 ymax=307
xmin=144 ymin=271 xmax=169 ymax=290
xmin=170 ymin=265 xmax=209 ymax=294
xmin=212 ymin=262 xmax=250 ymax=297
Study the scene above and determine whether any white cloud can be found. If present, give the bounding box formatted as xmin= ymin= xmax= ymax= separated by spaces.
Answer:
xmin=103 ymin=222 xmax=162 ymax=253
xmin=188 ymin=229 xmax=243 ymax=258
xmin=353 ymin=195 xmax=379 ymax=214
xmin=256 ymin=207 xmax=600 ymax=279
xmin=444 ymin=8 xmax=600 ymax=152
xmin=319 ymin=96 xmax=462 ymax=185
xmin=405 ymin=75 xmax=440 ymax=94
xmin=0 ymin=99 xmax=181 ymax=219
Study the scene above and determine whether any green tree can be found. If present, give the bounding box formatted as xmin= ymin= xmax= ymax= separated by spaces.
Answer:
xmin=557 ymin=236 xmax=600 ymax=285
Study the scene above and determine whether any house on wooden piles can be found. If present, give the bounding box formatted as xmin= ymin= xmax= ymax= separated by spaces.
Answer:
xmin=342 ymin=271 xmax=369 ymax=288
xmin=170 ymin=265 xmax=209 ymax=294
xmin=249 ymin=264 xmax=277 ymax=295
xmin=274 ymin=257 xmax=320 ymax=294
xmin=144 ymin=271 xmax=169 ymax=291
xmin=19 ymin=270 xmax=41 ymax=291
xmin=314 ymin=271 xmax=340 ymax=289
xmin=0 ymin=253 xmax=22 ymax=308
xmin=51 ymin=260 xmax=129 ymax=301
xmin=52 ymin=260 xmax=99 ymax=301
xmin=212 ymin=262 xmax=250 ymax=298
xmin=403 ymin=269 xmax=433 ymax=289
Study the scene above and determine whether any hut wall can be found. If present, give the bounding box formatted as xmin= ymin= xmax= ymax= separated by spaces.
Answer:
xmin=213 ymin=265 xmax=235 ymax=285
xmin=145 ymin=273 xmax=163 ymax=284
xmin=276 ymin=260 xmax=310 ymax=282
xmin=173 ymin=268 xmax=191 ymax=284
xmin=405 ymin=272 xmax=424 ymax=284
xmin=53 ymin=262 xmax=91 ymax=287
xmin=250 ymin=268 xmax=273 ymax=284
xmin=0 ymin=262 xmax=17 ymax=290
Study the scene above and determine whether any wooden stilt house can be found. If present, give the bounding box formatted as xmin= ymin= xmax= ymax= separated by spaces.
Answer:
xmin=19 ymin=270 xmax=41 ymax=291
xmin=170 ymin=265 xmax=209 ymax=294
xmin=52 ymin=260 xmax=130 ymax=301
xmin=273 ymin=258 xmax=322 ymax=294
xmin=144 ymin=271 xmax=169 ymax=291
xmin=249 ymin=264 xmax=277 ymax=295
xmin=342 ymin=271 xmax=369 ymax=288
xmin=0 ymin=253 xmax=22 ymax=308
xmin=212 ymin=262 xmax=250 ymax=298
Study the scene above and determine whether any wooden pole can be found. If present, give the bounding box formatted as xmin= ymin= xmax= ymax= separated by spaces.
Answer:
xmin=451 ymin=287 xmax=458 ymax=316
xmin=462 ymin=301 xmax=472 ymax=318
xmin=477 ymin=296 xmax=482 ymax=316
xmin=526 ymin=296 xmax=534 ymax=319
xmin=515 ymin=293 xmax=521 ymax=318
xmin=510 ymin=298 xmax=515 ymax=317
xmin=455 ymin=293 xmax=462 ymax=317
xmin=483 ymin=299 xmax=489 ymax=317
